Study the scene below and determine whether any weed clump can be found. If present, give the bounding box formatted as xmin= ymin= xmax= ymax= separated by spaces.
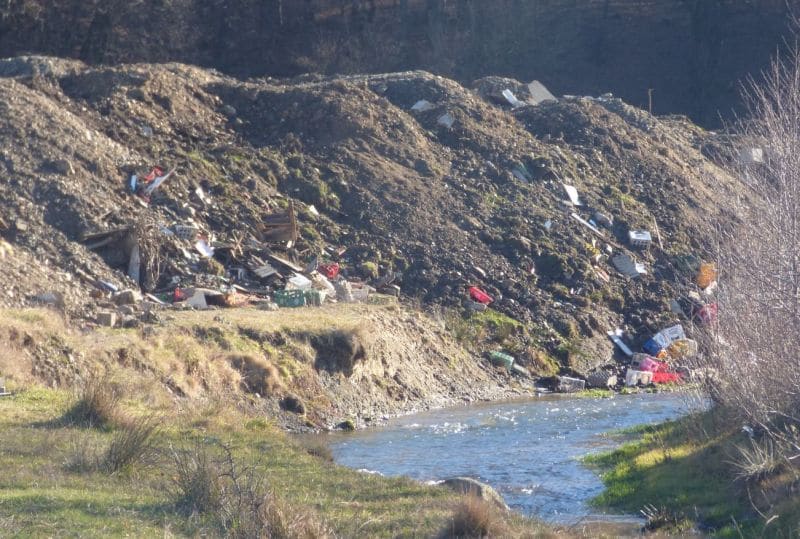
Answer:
xmin=62 ymin=376 xmax=122 ymax=428
xmin=440 ymin=495 xmax=509 ymax=538
xmin=102 ymin=416 xmax=158 ymax=473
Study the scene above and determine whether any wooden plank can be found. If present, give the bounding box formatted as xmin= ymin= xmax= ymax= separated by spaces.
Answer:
xmin=267 ymin=253 xmax=304 ymax=273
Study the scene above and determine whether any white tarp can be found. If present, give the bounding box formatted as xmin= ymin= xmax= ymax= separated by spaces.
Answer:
xmin=563 ymin=184 xmax=583 ymax=206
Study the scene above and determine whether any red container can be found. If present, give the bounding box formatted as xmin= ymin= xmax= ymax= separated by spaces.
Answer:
xmin=652 ymin=371 xmax=682 ymax=384
xmin=318 ymin=263 xmax=340 ymax=279
xmin=469 ymin=286 xmax=493 ymax=305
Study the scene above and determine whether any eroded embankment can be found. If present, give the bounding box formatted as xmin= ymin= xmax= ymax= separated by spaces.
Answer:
xmin=0 ymin=304 xmax=529 ymax=430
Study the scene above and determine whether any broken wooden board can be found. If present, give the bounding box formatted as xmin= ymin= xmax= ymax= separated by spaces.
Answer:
xmin=267 ymin=253 xmax=304 ymax=273
xmin=257 ymin=202 xmax=298 ymax=244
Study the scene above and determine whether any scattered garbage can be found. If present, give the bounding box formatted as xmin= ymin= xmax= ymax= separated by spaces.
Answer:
xmin=501 ymin=89 xmax=523 ymax=108
xmin=611 ymin=253 xmax=647 ymax=278
xmin=488 ymin=351 xmax=514 ymax=370
xmin=411 ymin=99 xmax=435 ymax=112
xmin=527 ymin=80 xmax=557 ymax=105
xmin=642 ymin=324 xmax=686 ymax=357
xmin=628 ymin=230 xmax=652 ymax=248
xmin=556 ymin=376 xmax=586 ymax=393
xmin=437 ymin=113 xmax=455 ymax=129
xmin=562 ymin=184 xmax=583 ymax=206
xmin=587 ymin=371 xmax=617 ymax=389
xmin=739 ymin=147 xmax=764 ymax=165
xmin=593 ymin=212 xmax=613 ymax=228
xmin=625 ymin=369 xmax=653 ymax=387
xmin=607 ymin=328 xmax=634 ymax=357
xmin=468 ymin=286 xmax=493 ymax=305
xmin=0 ymin=378 xmax=9 ymax=397
xmin=695 ymin=303 xmax=718 ymax=324
xmin=512 ymin=163 xmax=533 ymax=182
xmin=696 ymin=262 xmax=717 ymax=289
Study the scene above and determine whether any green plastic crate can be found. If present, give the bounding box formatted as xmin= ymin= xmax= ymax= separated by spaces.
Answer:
xmin=488 ymin=351 xmax=514 ymax=370
xmin=303 ymin=289 xmax=325 ymax=307
xmin=274 ymin=289 xmax=306 ymax=308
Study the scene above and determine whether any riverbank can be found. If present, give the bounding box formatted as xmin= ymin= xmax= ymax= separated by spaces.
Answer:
xmin=586 ymin=410 xmax=800 ymax=536
xmin=0 ymin=304 xmax=535 ymax=433
xmin=0 ymin=386 xmax=564 ymax=537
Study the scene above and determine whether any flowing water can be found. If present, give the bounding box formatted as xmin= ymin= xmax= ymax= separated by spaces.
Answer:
xmin=320 ymin=392 xmax=697 ymax=525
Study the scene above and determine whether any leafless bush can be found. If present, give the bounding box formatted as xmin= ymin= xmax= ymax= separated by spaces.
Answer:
xmin=171 ymin=441 xmax=332 ymax=538
xmin=700 ymin=39 xmax=800 ymax=462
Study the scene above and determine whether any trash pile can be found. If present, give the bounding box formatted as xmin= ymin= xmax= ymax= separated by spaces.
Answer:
xmin=77 ymin=166 xmax=400 ymax=327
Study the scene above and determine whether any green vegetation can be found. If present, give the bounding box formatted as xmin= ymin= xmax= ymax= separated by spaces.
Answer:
xmin=0 ymin=387 xmax=552 ymax=537
xmin=586 ymin=412 xmax=800 ymax=537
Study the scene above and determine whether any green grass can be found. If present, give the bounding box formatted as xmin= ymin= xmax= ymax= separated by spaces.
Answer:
xmin=0 ymin=387 xmax=550 ymax=537
xmin=584 ymin=412 xmax=800 ymax=537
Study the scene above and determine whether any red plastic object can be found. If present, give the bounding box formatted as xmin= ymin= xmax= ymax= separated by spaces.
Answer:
xmin=697 ymin=303 xmax=718 ymax=324
xmin=318 ymin=263 xmax=340 ymax=279
xmin=469 ymin=286 xmax=493 ymax=305
xmin=639 ymin=357 xmax=667 ymax=373
xmin=652 ymin=371 xmax=682 ymax=384
xmin=173 ymin=287 xmax=187 ymax=302
xmin=142 ymin=166 xmax=163 ymax=184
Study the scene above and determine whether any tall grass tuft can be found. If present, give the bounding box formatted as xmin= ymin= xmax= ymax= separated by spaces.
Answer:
xmin=62 ymin=375 xmax=122 ymax=428
xmin=440 ymin=495 xmax=508 ymax=538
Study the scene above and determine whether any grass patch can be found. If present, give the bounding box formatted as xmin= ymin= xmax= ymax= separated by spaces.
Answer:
xmin=584 ymin=411 xmax=800 ymax=536
xmin=0 ymin=387 xmax=549 ymax=537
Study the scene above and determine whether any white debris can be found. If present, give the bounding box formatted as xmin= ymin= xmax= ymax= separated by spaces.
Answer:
xmin=411 ymin=99 xmax=435 ymax=112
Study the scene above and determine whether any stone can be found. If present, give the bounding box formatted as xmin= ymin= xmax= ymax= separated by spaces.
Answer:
xmin=442 ymin=477 xmax=509 ymax=510
xmin=97 ymin=311 xmax=117 ymax=327
xmin=113 ymin=289 xmax=141 ymax=305
xmin=47 ymin=159 xmax=74 ymax=176
xmin=280 ymin=394 xmax=306 ymax=414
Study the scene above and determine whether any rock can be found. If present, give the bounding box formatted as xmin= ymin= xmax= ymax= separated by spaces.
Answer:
xmin=121 ymin=315 xmax=140 ymax=328
xmin=117 ymin=304 xmax=138 ymax=316
xmin=442 ymin=477 xmax=509 ymax=510
xmin=336 ymin=419 xmax=356 ymax=431
xmin=33 ymin=291 xmax=64 ymax=308
xmin=221 ymin=104 xmax=237 ymax=117
xmin=280 ymin=394 xmax=306 ymax=414
xmin=96 ymin=311 xmax=117 ymax=327
xmin=46 ymin=159 xmax=74 ymax=176
xmin=113 ymin=289 xmax=141 ymax=305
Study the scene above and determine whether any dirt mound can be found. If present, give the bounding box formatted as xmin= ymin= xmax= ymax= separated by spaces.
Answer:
xmin=0 ymin=56 xmax=739 ymax=376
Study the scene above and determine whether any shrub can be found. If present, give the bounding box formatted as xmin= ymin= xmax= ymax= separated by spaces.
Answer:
xmin=62 ymin=375 xmax=122 ymax=428
xmin=171 ymin=441 xmax=332 ymax=537
xmin=171 ymin=441 xmax=224 ymax=515
xmin=440 ymin=495 xmax=508 ymax=538
xmin=102 ymin=416 xmax=158 ymax=474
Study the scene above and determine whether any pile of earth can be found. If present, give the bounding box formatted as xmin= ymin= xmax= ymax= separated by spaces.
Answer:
xmin=0 ymin=55 xmax=744 ymax=378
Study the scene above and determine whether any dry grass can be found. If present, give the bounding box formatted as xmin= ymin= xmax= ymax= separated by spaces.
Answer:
xmin=440 ymin=495 xmax=510 ymax=538
xmin=227 ymin=354 xmax=284 ymax=396
xmin=102 ymin=416 xmax=159 ymax=473
xmin=62 ymin=375 xmax=122 ymax=428
xmin=170 ymin=440 xmax=332 ymax=537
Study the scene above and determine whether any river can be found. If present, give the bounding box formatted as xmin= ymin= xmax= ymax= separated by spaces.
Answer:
xmin=319 ymin=392 xmax=698 ymax=525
